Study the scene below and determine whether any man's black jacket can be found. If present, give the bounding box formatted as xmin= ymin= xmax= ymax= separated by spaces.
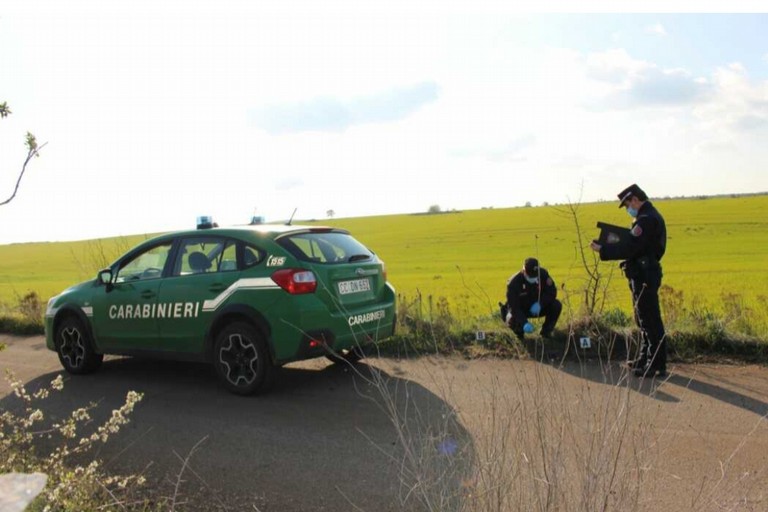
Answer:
xmin=506 ymin=268 xmax=557 ymax=326
xmin=599 ymin=200 xmax=667 ymax=281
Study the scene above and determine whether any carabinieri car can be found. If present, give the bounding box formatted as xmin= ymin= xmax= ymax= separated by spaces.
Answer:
xmin=45 ymin=223 xmax=396 ymax=395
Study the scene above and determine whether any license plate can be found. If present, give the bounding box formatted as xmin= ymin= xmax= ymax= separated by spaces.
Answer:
xmin=338 ymin=278 xmax=371 ymax=295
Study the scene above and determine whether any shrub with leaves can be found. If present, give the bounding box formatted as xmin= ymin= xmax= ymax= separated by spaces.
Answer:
xmin=17 ymin=291 xmax=44 ymax=322
xmin=0 ymin=372 xmax=146 ymax=511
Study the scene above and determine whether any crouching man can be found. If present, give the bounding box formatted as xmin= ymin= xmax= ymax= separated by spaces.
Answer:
xmin=502 ymin=258 xmax=562 ymax=340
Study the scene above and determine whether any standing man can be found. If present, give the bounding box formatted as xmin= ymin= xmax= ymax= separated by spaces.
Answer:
xmin=504 ymin=258 xmax=562 ymax=340
xmin=590 ymin=184 xmax=668 ymax=377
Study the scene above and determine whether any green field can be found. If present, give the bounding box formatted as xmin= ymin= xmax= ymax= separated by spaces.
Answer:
xmin=2 ymin=195 xmax=767 ymax=336
xmin=319 ymin=195 xmax=768 ymax=326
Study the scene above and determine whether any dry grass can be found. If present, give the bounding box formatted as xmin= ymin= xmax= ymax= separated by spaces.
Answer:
xmin=342 ymin=339 xmax=768 ymax=512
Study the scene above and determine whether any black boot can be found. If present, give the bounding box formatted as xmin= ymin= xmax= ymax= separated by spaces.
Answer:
xmin=627 ymin=334 xmax=651 ymax=370
xmin=635 ymin=337 xmax=667 ymax=377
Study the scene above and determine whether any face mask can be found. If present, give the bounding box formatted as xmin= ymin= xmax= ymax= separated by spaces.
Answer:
xmin=627 ymin=206 xmax=638 ymax=218
xmin=525 ymin=275 xmax=539 ymax=284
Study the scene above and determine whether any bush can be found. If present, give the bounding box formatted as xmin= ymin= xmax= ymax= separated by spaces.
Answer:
xmin=383 ymin=290 xmax=768 ymax=366
xmin=0 ymin=312 xmax=44 ymax=335
xmin=598 ymin=307 xmax=633 ymax=328
xmin=18 ymin=291 xmax=45 ymax=321
xmin=0 ymin=373 xmax=147 ymax=511
xmin=0 ymin=291 xmax=45 ymax=335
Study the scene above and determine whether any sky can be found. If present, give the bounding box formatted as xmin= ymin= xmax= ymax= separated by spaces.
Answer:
xmin=1 ymin=1 xmax=767 ymax=244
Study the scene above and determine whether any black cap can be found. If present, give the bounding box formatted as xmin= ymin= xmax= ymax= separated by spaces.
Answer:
xmin=524 ymin=258 xmax=539 ymax=275
xmin=617 ymin=183 xmax=647 ymax=208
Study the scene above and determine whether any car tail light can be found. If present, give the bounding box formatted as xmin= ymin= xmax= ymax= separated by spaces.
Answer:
xmin=381 ymin=261 xmax=387 ymax=282
xmin=271 ymin=269 xmax=317 ymax=294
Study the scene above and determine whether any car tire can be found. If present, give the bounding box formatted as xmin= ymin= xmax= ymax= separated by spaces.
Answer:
xmin=213 ymin=322 xmax=274 ymax=395
xmin=55 ymin=316 xmax=103 ymax=375
xmin=325 ymin=345 xmax=366 ymax=365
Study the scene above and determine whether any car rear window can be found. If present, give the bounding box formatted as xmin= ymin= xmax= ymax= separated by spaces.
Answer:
xmin=277 ymin=232 xmax=374 ymax=264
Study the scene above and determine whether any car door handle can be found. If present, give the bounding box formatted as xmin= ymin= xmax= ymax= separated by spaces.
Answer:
xmin=209 ymin=284 xmax=226 ymax=293
xmin=141 ymin=290 xmax=156 ymax=299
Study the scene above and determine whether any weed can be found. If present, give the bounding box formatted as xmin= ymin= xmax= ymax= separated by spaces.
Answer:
xmin=16 ymin=291 xmax=44 ymax=322
xmin=0 ymin=312 xmax=44 ymax=335
xmin=599 ymin=307 xmax=633 ymax=328
xmin=660 ymin=284 xmax=684 ymax=330
xmin=0 ymin=372 xmax=147 ymax=511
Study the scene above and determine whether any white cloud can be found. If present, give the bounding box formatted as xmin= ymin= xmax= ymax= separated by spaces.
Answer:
xmin=585 ymin=49 xmax=652 ymax=84
xmin=250 ymin=82 xmax=440 ymax=134
xmin=451 ymin=134 xmax=537 ymax=163
xmin=584 ymin=50 xmax=710 ymax=109
xmin=693 ymin=63 xmax=768 ymax=136
xmin=646 ymin=23 xmax=668 ymax=36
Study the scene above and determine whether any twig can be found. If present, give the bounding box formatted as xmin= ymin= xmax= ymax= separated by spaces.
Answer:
xmin=169 ymin=435 xmax=209 ymax=512
xmin=1 ymin=141 xmax=47 ymax=206
xmin=335 ymin=484 xmax=367 ymax=512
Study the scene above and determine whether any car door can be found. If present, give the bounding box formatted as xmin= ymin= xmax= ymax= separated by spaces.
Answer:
xmin=91 ymin=241 xmax=174 ymax=351
xmin=156 ymin=236 xmax=241 ymax=353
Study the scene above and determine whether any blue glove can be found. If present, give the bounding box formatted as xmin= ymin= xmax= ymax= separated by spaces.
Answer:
xmin=523 ymin=322 xmax=534 ymax=333
xmin=529 ymin=302 xmax=541 ymax=316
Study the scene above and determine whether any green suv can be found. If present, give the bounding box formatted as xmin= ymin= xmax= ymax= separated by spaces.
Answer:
xmin=45 ymin=223 xmax=396 ymax=395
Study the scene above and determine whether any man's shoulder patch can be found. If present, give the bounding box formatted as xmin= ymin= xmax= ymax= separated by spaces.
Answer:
xmin=631 ymin=225 xmax=643 ymax=237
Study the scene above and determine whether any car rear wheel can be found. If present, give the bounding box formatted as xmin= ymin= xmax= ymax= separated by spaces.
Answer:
xmin=55 ymin=316 xmax=103 ymax=374
xmin=213 ymin=322 xmax=274 ymax=395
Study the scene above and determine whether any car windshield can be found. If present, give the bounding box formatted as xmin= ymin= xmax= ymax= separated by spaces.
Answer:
xmin=277 ymin=232 xmax=373 ymax=264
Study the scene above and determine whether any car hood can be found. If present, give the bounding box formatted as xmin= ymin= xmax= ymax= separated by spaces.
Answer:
xmin=57 ymin=279 xmax=97 ymax=298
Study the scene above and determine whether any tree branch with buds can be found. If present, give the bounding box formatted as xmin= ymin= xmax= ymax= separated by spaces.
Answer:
xmin=1 ymin=101 xmax=47 ymax=206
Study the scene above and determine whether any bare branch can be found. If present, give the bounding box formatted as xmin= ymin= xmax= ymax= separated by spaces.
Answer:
xmin=1 ymin=137 xmax=47 ymax=206
xmin=551 ymin=186 xmax=612 ymax=318
xmin=2 ymin=102 xmax=46 ymax=206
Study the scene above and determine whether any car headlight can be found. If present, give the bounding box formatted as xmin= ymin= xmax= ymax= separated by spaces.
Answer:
xmin=46 ymin=295 xmax=59 ymax=316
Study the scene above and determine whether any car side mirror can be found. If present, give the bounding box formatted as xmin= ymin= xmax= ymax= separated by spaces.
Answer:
xmin=97 ymin=269 xmax=113 ymax=290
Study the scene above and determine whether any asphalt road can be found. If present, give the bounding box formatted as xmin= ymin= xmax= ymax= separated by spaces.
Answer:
xmin=2 ymin=334 xmax=767 ymax=511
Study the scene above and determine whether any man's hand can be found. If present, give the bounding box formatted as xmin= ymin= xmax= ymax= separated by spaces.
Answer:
xmin=590 ymin=240 xmax=602 ymax=252
xmin=529 ymin=302 xmax=541 ymax=316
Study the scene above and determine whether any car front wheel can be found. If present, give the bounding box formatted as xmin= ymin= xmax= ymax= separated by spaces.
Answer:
xmin=55 ymin=316 xmax=103 ymax=374
xmin=213 ymin=322 xmax=274 ymax=395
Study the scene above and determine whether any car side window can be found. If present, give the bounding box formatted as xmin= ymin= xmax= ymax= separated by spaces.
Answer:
xmin=173 ymin=237 xmax=237 ymax=276
xmin=243 ymin=245 xmax=265 ymax=268
xmin=217 ymin=242 xmax=238 ymax=272
xmin=115 ymin=242 xmax=173 ymax=283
